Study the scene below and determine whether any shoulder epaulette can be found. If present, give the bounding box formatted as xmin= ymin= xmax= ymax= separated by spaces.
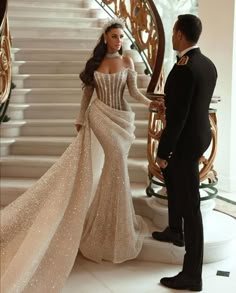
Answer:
xmin=177 ymin=55 xmax=189 ymax=66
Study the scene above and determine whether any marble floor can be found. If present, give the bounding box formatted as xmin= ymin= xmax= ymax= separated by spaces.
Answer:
xmin=218 ymin=190 xmax=236 ymax=204
xmin=216 ymin=190 xmax=236 ymax=218
xmin=63 ymin=239 xmax=236 ymax=293
xmin=63 ymin=189 xmax=236 ymax=293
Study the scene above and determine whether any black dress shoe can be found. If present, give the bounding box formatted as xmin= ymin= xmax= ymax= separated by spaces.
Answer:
xmin=160 ymin=272 xmax=202 ymax=291
xmin=152 ymin=227 xmax=184 ymax=247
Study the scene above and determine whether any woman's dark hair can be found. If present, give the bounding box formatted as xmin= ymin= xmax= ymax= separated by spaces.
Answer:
xmin=80 ymin=23 xmax=124 ymax=87
xmin=176 ymin=14 xmax=202 ymax=43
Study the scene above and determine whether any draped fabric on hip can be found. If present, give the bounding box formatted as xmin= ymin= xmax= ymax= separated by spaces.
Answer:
xmin=0 ymin=98 xmax=147 ymax=292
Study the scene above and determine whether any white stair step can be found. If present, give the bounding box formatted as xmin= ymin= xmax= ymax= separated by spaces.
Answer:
xmin=0 ymin=177 xmax=147 ymax=207
xmin=10 ymin=88 xmax=147 ymax=104
xmin=12 ymin=61 xmax=85 ymax=74
xmin=9 ymin=88 xmax=82 ymax=104
xmin=137 ymin=208 xmax=236 ymax=264
xmin=11 ymin=48 xmax=92 ymax=62
xmin=12 ymin=52 xmax=145 ymax=74
xmin=12 ymin=74 xmax=81 ymax=88
xmin=12 ymin=37 xmax=98 ymax=49
xmin=7 ymin=103 xmax=149 ymax=120
xmin=9 ymin=0 xmax=92 ymax=9
xmin=12 ymin=60 xmax=145 ymax=75
xmin=0 ymin=156 xmax=148 ymax=183
xmin=10 ymin=88 xmax=83 ymax=104
xmin=0 ymin=121 xmax=25 ymax=137
xmin=1 ymin=119 xmax=148 ymax=138
xmin=12 ymin=74 xmax=150 ymax=89
xmin=11 ymin=48 xmax=142 ymax=66
xmin=8 ymin=136 xmax=74 ymax=156
xmin=9 ymin=0 xmax=93 ymax=5
xmin=8 ymin=6 xmax=101 ymax=19
xmin=0 ymin=177 xmax=37 ymax=206
xmin=11 ymin=37 xmax=132 ymax=50
xmin=0 ymin=138 xmax=15 ymax=156
xmin=7 ymin=136 xmax=147 ymax=158
xmin=9 ymin=16 xmax=101 ymax=29
xmin=10 ymin=26 xmax=102 ymax=39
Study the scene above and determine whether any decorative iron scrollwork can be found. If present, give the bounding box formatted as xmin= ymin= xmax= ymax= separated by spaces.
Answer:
xmin=146 ymin=102 xmax=218 ymax=200
xmin=0 ymin=17 xmax=12 ymax=105
xmin=0 ymin=2 xmax=12 ymax=123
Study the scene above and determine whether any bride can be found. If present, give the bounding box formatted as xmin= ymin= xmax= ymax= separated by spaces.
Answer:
xmin=1 ymin=18 xmax=159 ymax=292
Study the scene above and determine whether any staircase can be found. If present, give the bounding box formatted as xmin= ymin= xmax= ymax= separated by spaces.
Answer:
xmin=1 ymin=0 xmax=151 ymax=207
xmin=1 ymin=0 xmax=236 ymax=266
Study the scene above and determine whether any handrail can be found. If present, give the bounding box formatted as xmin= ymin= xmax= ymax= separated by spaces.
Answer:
xmin=0 ymin=0 xmax=12 ymax=123
xmin=95 ymin=0 xmax=165 ymax=94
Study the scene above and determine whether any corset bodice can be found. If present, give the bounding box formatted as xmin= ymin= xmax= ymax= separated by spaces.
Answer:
xmin=94 ymin=69 xmax=130 ymax=111
xmin=75 ymin=68 xmax=150 ymax=126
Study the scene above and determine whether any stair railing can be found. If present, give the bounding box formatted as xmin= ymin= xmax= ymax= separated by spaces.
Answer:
xmin=0 ymin=0 xmax=12 ymax=123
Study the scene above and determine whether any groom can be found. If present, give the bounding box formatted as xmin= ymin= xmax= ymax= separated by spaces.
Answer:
xmin=152 ymin=14 xmax=217 ymax=291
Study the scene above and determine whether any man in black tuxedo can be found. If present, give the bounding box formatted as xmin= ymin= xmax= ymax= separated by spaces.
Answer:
xmin=152 ymin=14 xmax=217 ymax=291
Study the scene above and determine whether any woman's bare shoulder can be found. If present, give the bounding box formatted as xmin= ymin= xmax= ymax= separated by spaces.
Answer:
xmin=122 ymin=55 xmax=135 ymax=70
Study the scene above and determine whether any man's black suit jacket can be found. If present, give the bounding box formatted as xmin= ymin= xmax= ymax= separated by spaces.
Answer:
xmin=157 ymin=48 xmax=218 ymax=161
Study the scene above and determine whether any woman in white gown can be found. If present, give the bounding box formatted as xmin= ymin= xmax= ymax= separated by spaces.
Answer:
xmin=1 ymin=18 xmax=155 ymax=292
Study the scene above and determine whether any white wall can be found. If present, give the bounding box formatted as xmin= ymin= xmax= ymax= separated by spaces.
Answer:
xmin=153 ymin=0 xmax=198 ymax=75
xmin=199 ymin=0 xmax=236 ymax=193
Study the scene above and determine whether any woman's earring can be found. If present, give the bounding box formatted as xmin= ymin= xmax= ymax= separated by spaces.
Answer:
xmin=104 ymin=39 xmax=107 ymax=44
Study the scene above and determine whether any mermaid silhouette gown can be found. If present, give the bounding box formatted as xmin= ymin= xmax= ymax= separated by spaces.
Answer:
xmin=0 ymin=68 xmax=150 ymax=292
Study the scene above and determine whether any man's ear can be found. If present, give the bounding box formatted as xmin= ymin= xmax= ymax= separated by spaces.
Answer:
xmin=177 ymin=30 xmax=183 ymax=40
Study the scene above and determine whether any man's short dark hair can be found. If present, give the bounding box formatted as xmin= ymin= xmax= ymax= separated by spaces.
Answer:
xmin=176 ymin=14 xmax=202 ymax=43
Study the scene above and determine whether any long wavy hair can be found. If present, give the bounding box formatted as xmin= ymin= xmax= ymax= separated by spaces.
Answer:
xmin=79 ymin=23 xmax=124 ymax=87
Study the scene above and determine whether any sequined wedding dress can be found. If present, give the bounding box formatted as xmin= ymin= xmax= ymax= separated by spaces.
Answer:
xmin=1 ymin=68 xmax=150 ymax=292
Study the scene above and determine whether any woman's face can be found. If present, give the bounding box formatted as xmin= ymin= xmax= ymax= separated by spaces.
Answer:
xmin=104 ymin=28 xmax=124 ymax=53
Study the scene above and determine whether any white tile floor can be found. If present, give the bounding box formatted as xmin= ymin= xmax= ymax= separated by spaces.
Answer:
xmin=63 ymin=188 xmax=236 ymax=293
xmin=218 ymin=190 xmax=236 ymax=203
xmin=63 ymin=239 xmax=236 ymax=293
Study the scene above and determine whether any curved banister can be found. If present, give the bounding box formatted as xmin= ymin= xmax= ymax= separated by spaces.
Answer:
xmin=144 ymin=0 xmax=165 ymax=93
xmin=0 ymin=0 xmax=12 ymax=123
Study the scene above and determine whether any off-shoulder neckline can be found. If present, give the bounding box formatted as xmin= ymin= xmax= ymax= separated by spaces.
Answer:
xmin=94 ymin=68 xmax=136 ymax=75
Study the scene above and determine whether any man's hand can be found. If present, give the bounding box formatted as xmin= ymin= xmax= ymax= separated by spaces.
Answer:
xmin=156 ymin=156 xmax=168 ymax=169
xmin=149 ymin=100 xmax=166 ymax=115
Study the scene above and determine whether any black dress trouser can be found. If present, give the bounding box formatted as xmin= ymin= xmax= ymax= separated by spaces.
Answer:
xmin=162 ymin=155 xmax=203 ymax=281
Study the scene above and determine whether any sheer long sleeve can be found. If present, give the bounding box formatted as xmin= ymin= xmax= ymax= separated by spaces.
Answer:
xmin=75 ymin=85 xmax=94 ymax=125
xmin=126 ymin=69 xmax=150 ymax=106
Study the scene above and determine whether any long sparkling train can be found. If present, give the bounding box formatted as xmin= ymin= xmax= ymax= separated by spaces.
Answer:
xmin=0 ymin=98 xmax=147 ymax=292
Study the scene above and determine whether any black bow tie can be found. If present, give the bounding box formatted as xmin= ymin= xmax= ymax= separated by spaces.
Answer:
xmin=176 ymin=55 xmax=180 ymax=62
